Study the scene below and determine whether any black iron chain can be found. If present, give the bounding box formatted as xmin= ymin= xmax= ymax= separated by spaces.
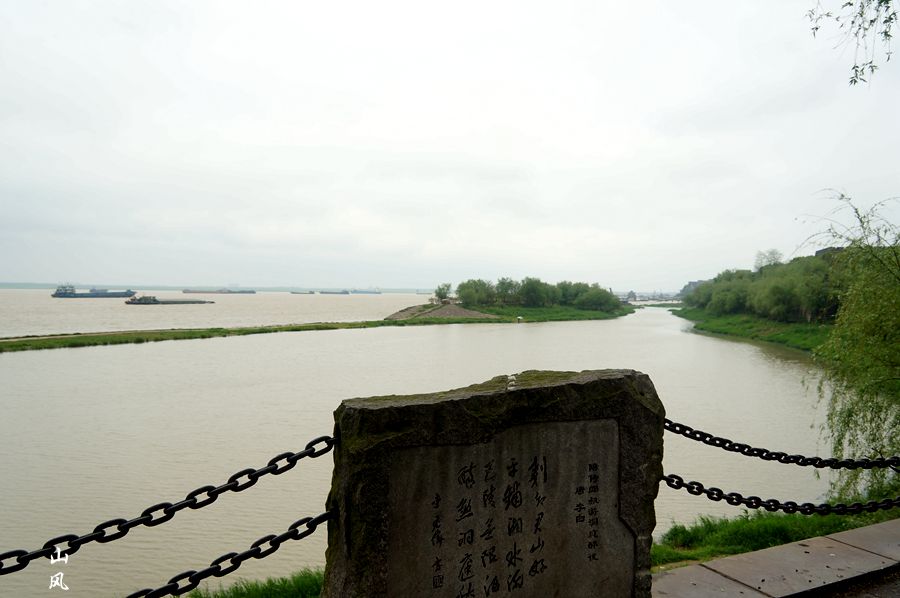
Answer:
xmin=126 ymin=511 xmax=332 ymax=598
xmin=0 ymin=436 xmax=334 ymax=576
xmin=664 ymin=418 xmax=900 ymax=471
xmin=662 ymin=473 xmax=900 ymax=515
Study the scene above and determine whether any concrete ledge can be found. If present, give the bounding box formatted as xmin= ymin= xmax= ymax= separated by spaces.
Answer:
xmin=653 ymin=519 xmax=900 ymax=597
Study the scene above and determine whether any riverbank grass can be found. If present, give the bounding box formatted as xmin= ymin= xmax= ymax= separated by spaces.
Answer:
xmin=651 ymin=508 xmax=898 ymax=568
xmin=472 ymin=304 xmax=635 ymax=321
xmin=188 ymin=569 xmax=323 ymax=598
xmin=671 ymin=307 xmax=831 ymax=351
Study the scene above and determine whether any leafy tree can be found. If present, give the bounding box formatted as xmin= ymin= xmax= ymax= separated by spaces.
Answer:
xmin=685 ymin=260 xmax=838 ymax=323
xmin=557 ymin=281 xmax=591 ymax=305
xmin=812 ymin=198 xmax=900 ymax=495
xmin=754 ymin=248 xmax=783 ymax=271
xmin=495 ymin=277 xmax=521 ymax=306
xmin=808 ymin=1 xmax=897 ymax=84
xmin=456 ymin=279 xmax=496 ymax=307
xmin=519 ymin=277 xmax=551 ymax=307
xmin=434 ymin=283 xmax=452 ymax=301
xmin=573 ymin=287 xmax=620 ymax=312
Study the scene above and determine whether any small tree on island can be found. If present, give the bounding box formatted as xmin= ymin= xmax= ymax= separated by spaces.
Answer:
xmin=434 ymin=283 xmax=452 ymax=301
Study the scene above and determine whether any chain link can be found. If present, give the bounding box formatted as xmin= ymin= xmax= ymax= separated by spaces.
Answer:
xmin=662 ymin=473 xmax=900 ymax=515
xmin=126 ymin=511 xmax=332 ymax=598
xmin=664 ymin=418 xmax=900 ymax=470
xmin=0 ymin=436 xmax=334 ymax=576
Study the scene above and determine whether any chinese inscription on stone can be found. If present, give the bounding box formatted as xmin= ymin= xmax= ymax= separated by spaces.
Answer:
xmin=387 ymin=420 xmax=634 ymax=597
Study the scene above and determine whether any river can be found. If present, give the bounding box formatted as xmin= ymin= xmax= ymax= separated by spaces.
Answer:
xmin=0 ymin=300 xmax=831 ymax=597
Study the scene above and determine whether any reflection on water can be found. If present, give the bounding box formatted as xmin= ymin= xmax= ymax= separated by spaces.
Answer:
xmin=0 ymin=308 xmax=831 ymax=597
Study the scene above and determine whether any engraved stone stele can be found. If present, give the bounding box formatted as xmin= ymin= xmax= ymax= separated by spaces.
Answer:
xmin=322 ymin=369 xmax=664 ymax=598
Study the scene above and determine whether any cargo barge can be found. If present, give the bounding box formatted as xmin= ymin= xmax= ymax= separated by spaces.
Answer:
xmin=126 ymin=296 xmax=214 ymax=305
xmin=52 ymin=285 xmax=136 ymax=298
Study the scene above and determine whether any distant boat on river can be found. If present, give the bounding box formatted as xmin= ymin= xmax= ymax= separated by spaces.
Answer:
xmin=126 ymin=295 xmax=214 ymax=305
xmin=319 ymin=290 xmax=350 ymax=295
xmin=350 ymin=289 xmax=382 ymax=294
xmin=182 ymin=289 xmax=256 ymax=294
xmin=52 ymin=285 xmax=136 ymax=298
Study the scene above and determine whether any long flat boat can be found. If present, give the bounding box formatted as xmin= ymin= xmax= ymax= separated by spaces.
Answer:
xmin=52 ymin=285 xmax=136 ymax=298
xmin=126 ymin=295 xmax=214 ymax=305
xmin=182 ymin=289 xmax=256 ymax=294
xmin=319 ymin=290 xmax=350 ymax=295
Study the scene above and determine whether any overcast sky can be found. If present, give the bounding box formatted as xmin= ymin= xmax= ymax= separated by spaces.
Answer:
xmin=1 ymin=1 xmax=898 ymax=291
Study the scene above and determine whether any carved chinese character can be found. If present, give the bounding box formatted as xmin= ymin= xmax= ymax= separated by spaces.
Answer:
xmin=506 ymin=458 xmax=519 ymax=478
xmin=433 ymin=575 xmax=444 ymax=589
xmin=483 ymin=460 xmax=496 ymax=483
xmin=456 ymin=498 xmax=474 ymax=522
xmin=481 ymin=546 xmax=498 ymax=567
xmin=433 ymin=557 xmax=443 ymax=572
xmin=483 ymin=574 xmax=500 ymax=595
xmin=505 ymin=541 xmax=523 ymax=568
xmin=455 ymin=581 xmax=475 ymax=598
xmin=528 ymin=558 xmax=548 ymax=577
xmin=479 ymin=517 xmax=496 ymax=541
xmin=432 ymin=515 xmax=445 ymax=546
xmin=457 ymin=462 xmax=477 ymax=489
xmin=534 ymin=491 xmax=546 ymax=507
xmin=458 ymin=553 xmax=474 ymax=582
xmin=458 ymin=529 xmax=474 ymax=546
xmin=530 ymin=536 xmax=545 ymax=554
xmin=506 ymin=568 xmax=524 ymax=591
xmin=432 ymin=493 xmax=442 ymax=509
xmin=533 ymin=512 xmax=544 ymax=534
xmin=482 ymin=485 xmax=496 ymax=508
xmin=506 ymin=517 xmax=523 ymax=536
xmin=502 ymin=482 xmax=522 ymax=510
xmin=527 ymin=456 xmax=546 ymax=488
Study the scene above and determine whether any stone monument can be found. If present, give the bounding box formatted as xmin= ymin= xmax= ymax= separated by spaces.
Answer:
xmin=322 ymin=369 xmax=664 ymax=598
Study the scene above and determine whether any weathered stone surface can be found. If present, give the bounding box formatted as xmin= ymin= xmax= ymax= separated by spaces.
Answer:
xmin=702 ymin=536 xmax=897 ymax=597
xmin=827 ymin=518 xmax=900 ymax=561
xmin=652 ymin=564 xmax=768 ymax=597
xmin=322 ymin=369 xmax=665 ymax=598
